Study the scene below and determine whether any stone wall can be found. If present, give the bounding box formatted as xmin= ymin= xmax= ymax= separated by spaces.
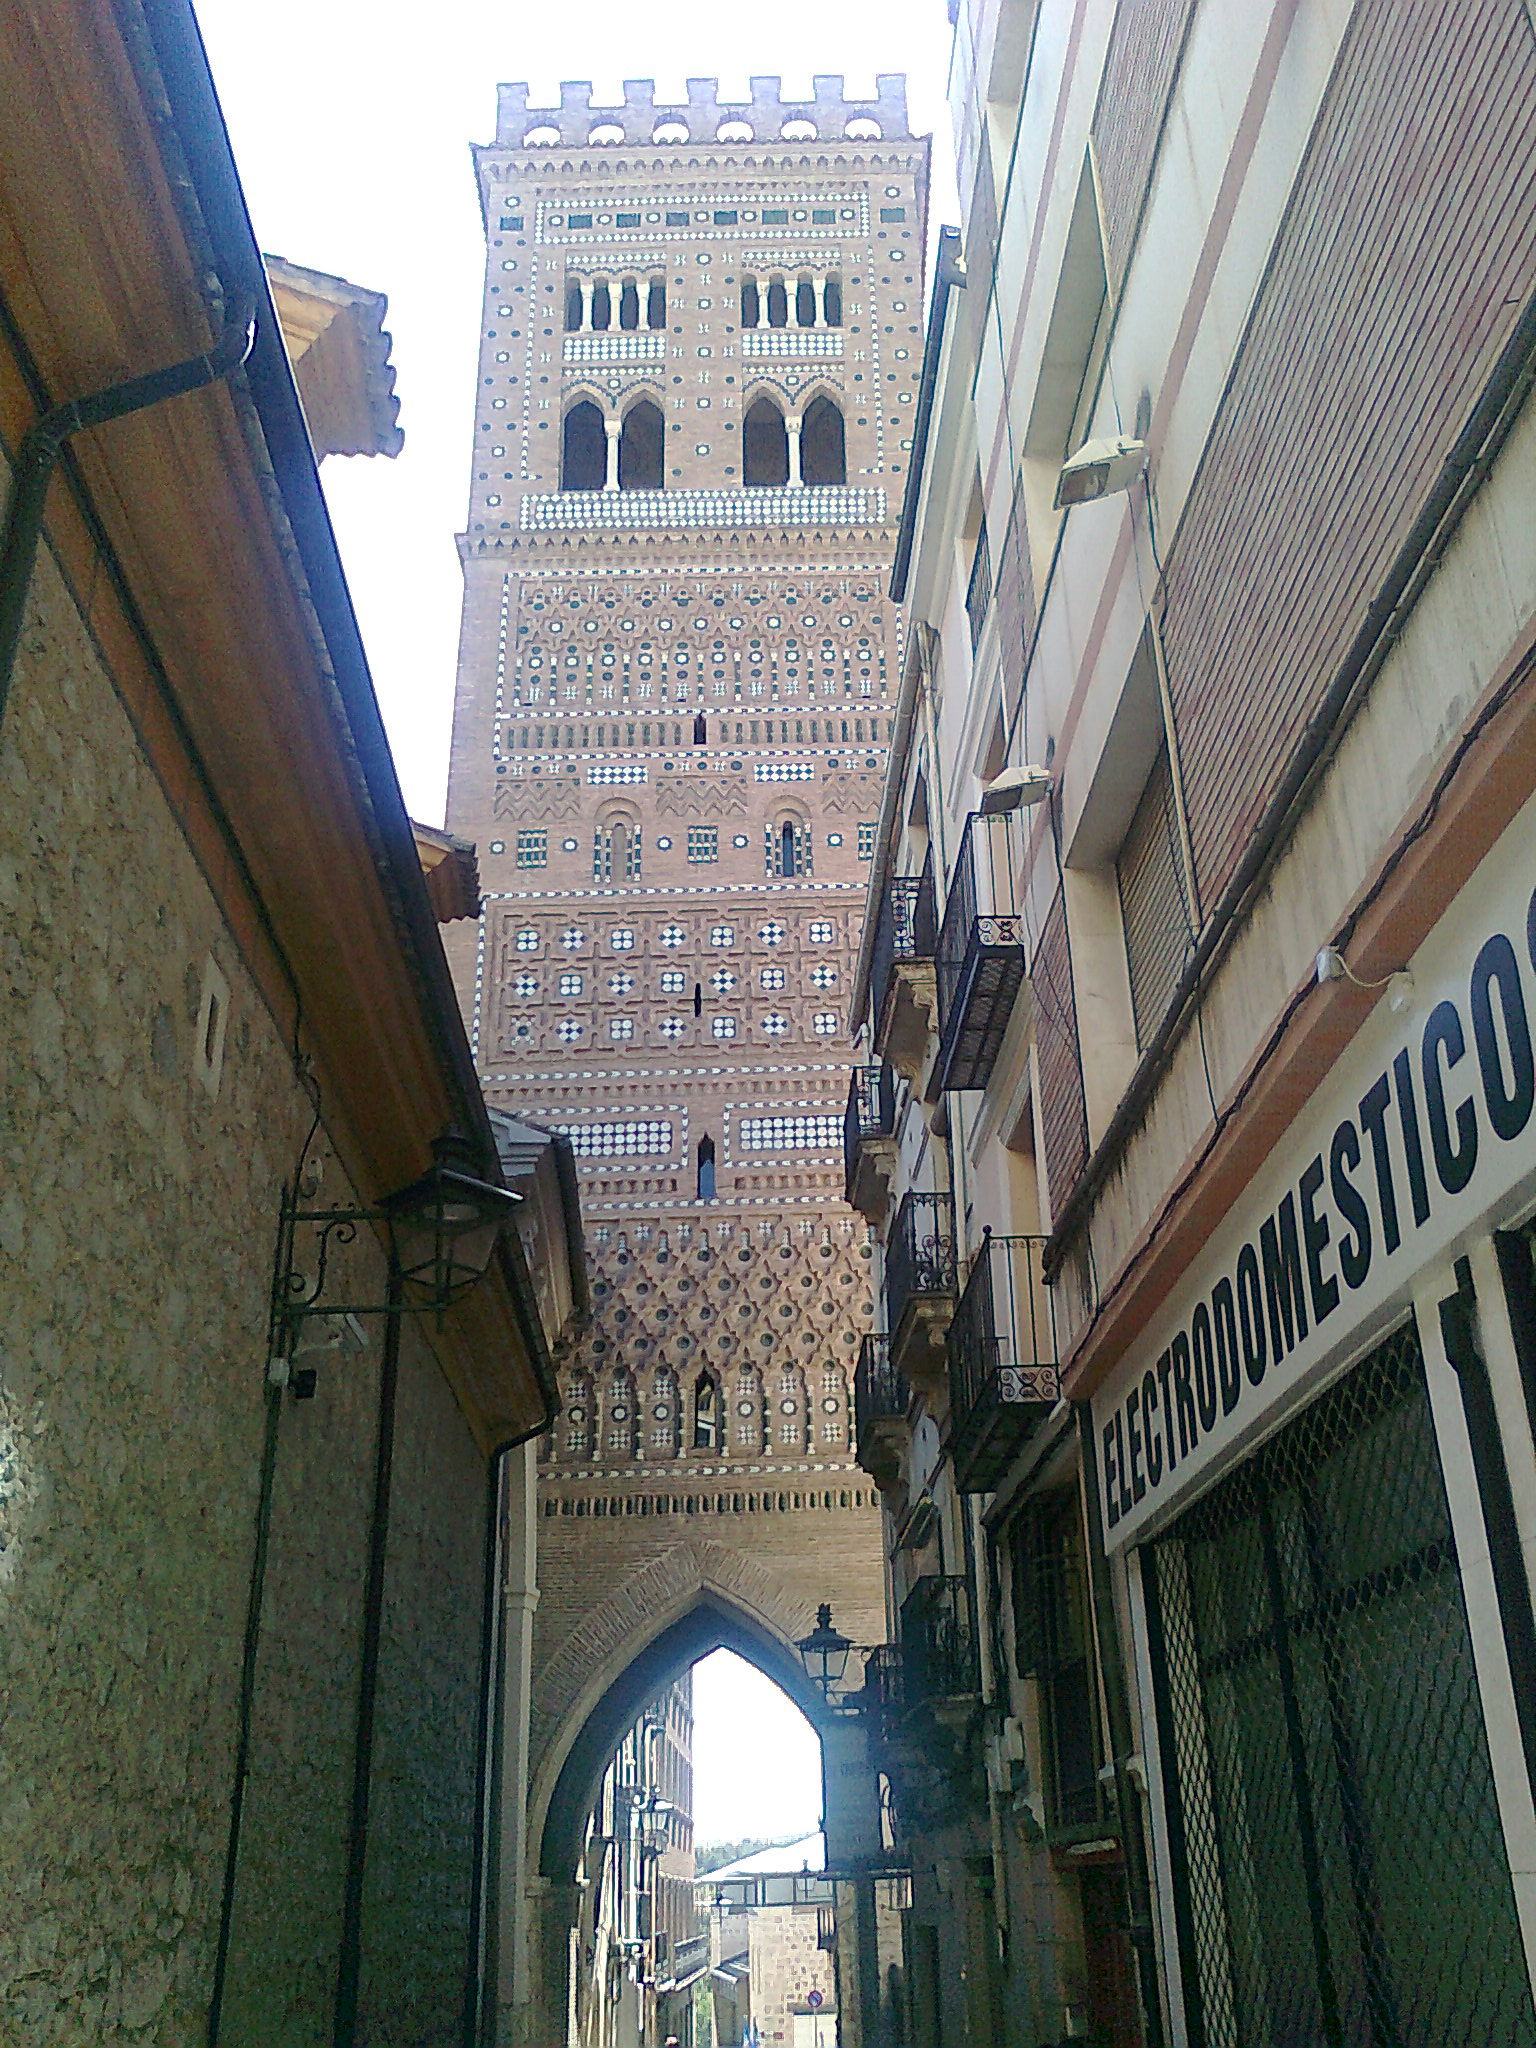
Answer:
xmin=0 ymin=480 xmax=491 ymax=2042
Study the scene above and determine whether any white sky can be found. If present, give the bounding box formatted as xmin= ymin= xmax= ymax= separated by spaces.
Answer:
xmin=190 ymin=0 xmax=958 ymax=822
xmin=188 ymin=1 xmax=953 ymax=1798
xmin=690 ymin=1648 xmax=823 ymax=1843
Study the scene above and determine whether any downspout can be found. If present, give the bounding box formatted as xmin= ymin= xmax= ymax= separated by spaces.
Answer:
xmin=0 ymin=298 xmax=256 ymax=728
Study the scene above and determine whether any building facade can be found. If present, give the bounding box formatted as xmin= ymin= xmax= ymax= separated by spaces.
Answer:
xmin=848 ymin=1 xmax=1536 ymax=2045
xmin=0 ymin=4 xmax=565 ymax=2043
xmin=444 ymin=77 xmax=930 ymax=2047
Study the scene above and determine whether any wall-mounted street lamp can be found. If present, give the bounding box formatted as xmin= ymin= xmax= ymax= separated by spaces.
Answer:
xmin=275 ymin=1129 xmax=522 ymax=1362
xmin=797 ymin=1603 xmax=856 ymax=1709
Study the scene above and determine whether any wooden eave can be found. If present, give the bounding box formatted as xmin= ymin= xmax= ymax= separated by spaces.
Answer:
xmin=0 ymin=0 xmax=550 ymax=1452
xmin=265 ymin=253 xmax=404 ymax=461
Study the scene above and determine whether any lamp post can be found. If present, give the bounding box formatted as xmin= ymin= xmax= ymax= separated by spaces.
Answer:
xmin=209 ymin=1129 xmax=522 ymax=2048
xmin=796 ymin=1604 xmax=856 ymax=1709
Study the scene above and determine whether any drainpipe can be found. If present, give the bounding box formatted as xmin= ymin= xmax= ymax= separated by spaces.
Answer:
xmin=0 ymin=297 xmax=256 ymax=729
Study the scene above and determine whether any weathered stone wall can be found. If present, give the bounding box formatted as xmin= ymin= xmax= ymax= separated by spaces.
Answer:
xmin=0 ymin=490 xmax=490 ymax=2041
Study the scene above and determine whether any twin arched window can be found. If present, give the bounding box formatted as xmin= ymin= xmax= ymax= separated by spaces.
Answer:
xmin=563 ymin=392 xmax=844 ymax=492
xmin=561 ymin=399 xmax=664 ymax=492
xmin=742 ymin=395 xmax=846 ymax=488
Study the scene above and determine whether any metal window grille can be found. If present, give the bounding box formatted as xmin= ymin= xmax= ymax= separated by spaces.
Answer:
xmin=687 ymin=826 xmax=718 ymax=863
xmin=1145 ymin=1321 xmax=1534 ymax=2048
xmin=1011 ymin=1493 xmax=1102 ymax=1835
xmin=515 ymin=830 xmax=547 ymax=868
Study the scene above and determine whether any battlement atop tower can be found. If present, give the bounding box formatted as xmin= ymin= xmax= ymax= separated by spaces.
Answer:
xmin=495 ymin=74 xmax=911 ymax=151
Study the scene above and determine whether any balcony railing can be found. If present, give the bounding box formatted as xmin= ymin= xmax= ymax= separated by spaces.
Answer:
xmin=870 ymin=850 xmax=938 ymax=1058
xmin=899 ymin=1574 xmax=980 ymax=1710
xmin=884 ymin=1190 xmax=956 ymax=1368
xmin=854 ymin=1333 xmax=909 ymax=1487
xmin=946 ymin=1230 xmax=1059 ymax=1492
xmin=843 ymin=1062 xmax=897 ymax=1209
xmin=935 ymin=812 xmax=1028 ymax=1094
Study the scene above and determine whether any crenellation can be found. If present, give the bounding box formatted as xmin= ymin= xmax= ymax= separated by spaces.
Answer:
xmin=494 ymin=73 xmax=913 ymax=149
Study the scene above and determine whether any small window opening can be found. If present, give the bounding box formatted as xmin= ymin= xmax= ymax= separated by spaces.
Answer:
xmin=619 ymin=280 xmax=640 ymax=330
xmin=741 ymin=277 xmax=760 ymax=326
xmin=766 ymin=276 xmax=788 ymax=328
xmin=619 ymin=401 xmax=664 ymax=490
xmin=565 ymin=282 xmax=583 ymax=332
xmin=697 ymin=1135 xmax=716 ymax=1201
xmin=647 ymin=279 xmax=667 ymax=328
xmin=693 ymin=1372 xmax=719 ymax=1446
xmin=591 ymin=281 xmax=612 ymax=332
xmin=693 ymin=712 xmax=707 ymax=745
xmin=795 ymin=277 xmax=816 ymax=327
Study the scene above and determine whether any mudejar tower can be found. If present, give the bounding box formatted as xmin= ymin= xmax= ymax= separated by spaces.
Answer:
xmin=444 ymin=78 xmax=927 ymax=2015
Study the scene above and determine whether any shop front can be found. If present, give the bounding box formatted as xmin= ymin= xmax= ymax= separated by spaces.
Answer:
xmin=1093 ymin=795 xmax=1536 ymax=2046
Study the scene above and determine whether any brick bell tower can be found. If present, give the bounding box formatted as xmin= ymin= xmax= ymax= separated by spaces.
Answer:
xmin=445 ymin=73 xmax=929 ymax=1886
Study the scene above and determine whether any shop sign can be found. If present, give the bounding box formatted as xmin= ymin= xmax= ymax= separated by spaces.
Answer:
xmin=1093 ymin=797 xmax=1536 ymax=1550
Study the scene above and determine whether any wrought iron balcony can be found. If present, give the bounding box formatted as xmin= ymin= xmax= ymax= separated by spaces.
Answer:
xmin=884 ymin=1189 xmax=956 ymax=1382
xmin=870 ymin=851 xmax=938 ymax=1075
xmin=843 ymin=1062 xmax=898 ymax=1215
xmin=899 ymin=1574 xmax=980 ymax=1711
xmin=947 ymin=1230 xmax=1059 ymax=1492
xmin=935 ymin=812 xmax=1028 ymax=1094
xmin=854 ymin=1333 xmax=909 ymax=1488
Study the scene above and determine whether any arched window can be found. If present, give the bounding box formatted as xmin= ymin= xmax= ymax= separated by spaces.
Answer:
xmin=692 ymin=1373 xmax=719 ymax=1449
xmin=801 ymin=396 xmax=846 ymax=486
xmin=772 ymin=817 xmax=811 ymax=877
xmin=741 ymin=277 xmax=760 ymax=327
xmin=619 ymin=401 xmax=664 ymax=491
xmin=590 ymin=281 xmax=612 ymax=332
xmin=824 ymin=275 xmax=843 ymax=327
xmin=561 ymin=401 xmax=606 ymax=491
xmin=743 ymin=398 xmax=789 ymax=487
xmin=565 ymin=280 xmax=583 ymax=332
xmin=619 ymin=279 xmax=640 ymax=330
xmin=697 ymin=1134 xmax=716 ymax=1201
xmin=647 ymin=278 xmax=667 ymax=328
xmin=693 ymin=712 xmax=707 ymax=745
xmin=766 ymin=275 xmax=789 ymax=328
xmin=595 ymin=816 xmax=642 ymax=881
xmin=795 ymin=276 xmax=816 ymax=328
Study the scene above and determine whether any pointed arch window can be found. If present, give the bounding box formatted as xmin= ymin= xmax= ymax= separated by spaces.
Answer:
xmin=744 ymin=398 xmax=789 ymax=487
xmin=801 ymin=396 xmax=846 ymax=486
xmin=692 ymin=1373 xmax=719 ymax=1450
xmin=619 ymin=401 xmax=664 ymax=491
xmin=561 ymin=401 xmax=606 ymax=491
xmin=697 ymin=1135 xmax=716 ymax=1201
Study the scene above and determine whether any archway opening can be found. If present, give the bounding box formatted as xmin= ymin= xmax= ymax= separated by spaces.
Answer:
xmin=561 ymin=400 xmax=605 ymax=491
xmin=801 ymin=397 xmax=846 ymax=486
xmin=548 ymin=1628 xmax=836 ymax=2048
xmin=619 ymin=400 xmax=664 ymax=491
xmin=743 ymin=399 xmax=789 ymax=488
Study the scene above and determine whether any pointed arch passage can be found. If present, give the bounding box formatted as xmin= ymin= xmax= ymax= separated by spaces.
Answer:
xmin=618 ymin=400 xmax=664 ymax=490
xmin=561 ymin=400 xmax=606 ymax=491
xmin=743 ymin=397 xmax=789 ymax=487
xmin=801 ymin=395 xmax=846 ymax=485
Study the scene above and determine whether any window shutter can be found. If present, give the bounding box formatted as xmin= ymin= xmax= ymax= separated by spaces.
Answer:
xmin=1116 ymin=746 xmax=1189 ymax=1050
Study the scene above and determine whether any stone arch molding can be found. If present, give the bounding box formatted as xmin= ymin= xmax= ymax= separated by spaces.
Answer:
xmin=527 ymin=1536 xmax=834 ymax=1874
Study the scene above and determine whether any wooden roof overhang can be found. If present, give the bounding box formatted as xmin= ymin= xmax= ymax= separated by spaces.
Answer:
xmin=0 ymin=0 xmax=555 ymax=1452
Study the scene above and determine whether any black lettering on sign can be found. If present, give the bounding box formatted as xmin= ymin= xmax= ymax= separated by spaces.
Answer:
xmin=1392 ymin=1045 xmax=1432 ymax=1227
xmin=1329 ymin=1117 xmax=1372 ymax=1289
xmin=1260 ymin=1193 xmax=1309 ymax=1363
xmin=1298 ymin=1154 xmax=1340 ymax=1326
xmin=1470 ymin=932 xmax=1534 ymax=1142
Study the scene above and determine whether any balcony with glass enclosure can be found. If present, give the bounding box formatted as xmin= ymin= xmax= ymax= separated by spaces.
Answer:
xmin=870 ymin=850 xmax=938 ymax=1077
xmin=946 ymin=1230 xmax=1059 ymax=1491
xmin=934 ymin=812 xmax=1028 ymax=1093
